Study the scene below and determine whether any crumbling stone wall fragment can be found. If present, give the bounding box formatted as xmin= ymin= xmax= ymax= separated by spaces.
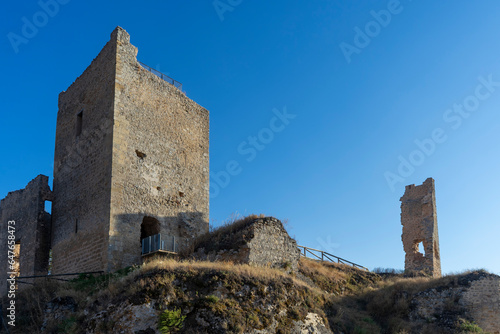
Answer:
xmin=0 ymin=175 xmax=53 ymax=294
xmin=400 ymin=178 xmax=441 ymax=277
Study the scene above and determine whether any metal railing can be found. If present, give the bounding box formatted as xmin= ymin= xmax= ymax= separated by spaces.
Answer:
xmin=141 ymin=233 xmax=178 ymax=255
xmin=297 ymin=245 xmax=368 ymax=271
xmin=15 ymin=271 xmax=105 ymax=284
xmin=138 ymin=62 xmax=183 ymax=90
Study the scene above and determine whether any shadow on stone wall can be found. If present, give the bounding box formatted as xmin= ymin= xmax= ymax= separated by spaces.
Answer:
xmin=109 ymin=211 xmax=207 ymax=270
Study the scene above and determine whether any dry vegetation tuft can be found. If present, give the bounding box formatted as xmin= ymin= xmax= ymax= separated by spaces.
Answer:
xmin=185 ymin=213 xmax=266 ymax=255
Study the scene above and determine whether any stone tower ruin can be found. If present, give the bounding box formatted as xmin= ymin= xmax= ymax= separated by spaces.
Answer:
xmin=400 ymin=178 xmax=441 ymax=277
xmin=50 ymin=26 xmax=209 ymax=275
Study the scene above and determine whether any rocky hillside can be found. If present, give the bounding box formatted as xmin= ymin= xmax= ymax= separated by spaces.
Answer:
xmin=7 ymin=257 xmax=499 ymax=334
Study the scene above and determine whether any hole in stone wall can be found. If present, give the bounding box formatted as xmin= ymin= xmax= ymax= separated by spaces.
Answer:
xmin=141 ymin=216 xmax=160 ymax=242
xmin=417 ymin=241 xmax=426 ymax=256
xmin=75 ymin=219 xmax=78 ymax=234
xmin=44 ymin=200 xmax=52 ymax=214
xmin=135 ymin=150 xmax=147 ymax=159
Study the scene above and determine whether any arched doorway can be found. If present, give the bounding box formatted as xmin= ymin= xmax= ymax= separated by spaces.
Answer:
xmin=141 ymin=216 xmax=160 ymax=255
xmin=141 ymin=216 xmax=160 ymax=241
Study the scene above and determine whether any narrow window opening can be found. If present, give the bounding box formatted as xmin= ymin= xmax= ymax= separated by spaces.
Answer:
xmin=76 ymin=110 xmax=83 ymax=137
xmin=75 ymin=219 xmax=78 ymax=234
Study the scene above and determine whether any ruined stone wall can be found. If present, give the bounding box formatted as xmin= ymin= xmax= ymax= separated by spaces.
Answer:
xmin=410 ymin=272 xmax=500 ymax=333
xmin=51 ymin=30 xmax=117 ymax=274
xmin=246 ymin=218 xmax=300 ymax=271
xmin=400 ymin=178 xmax=441 ymax=277
xmin=0 ymin=175 xmax=52 ymax=294
xmin=462 ymin=276 xmax=500 ymax=333
xmin=107 ymin=27 xmax=209 ymax=271
xmin=193 ymin=217 xmax=300 ymax=272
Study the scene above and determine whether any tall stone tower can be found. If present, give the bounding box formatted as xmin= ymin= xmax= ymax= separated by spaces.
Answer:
xmin=400 ymin=178 xmax=441 ymax=277
xmin=51 ymin=27 xmax=209 ymax=274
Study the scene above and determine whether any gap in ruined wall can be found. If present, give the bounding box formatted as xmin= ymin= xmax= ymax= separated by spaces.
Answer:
xmin=44 ymin=200 xmax=52 ymax=214
xmin=417 ymin=241 xmax=425 ymax=256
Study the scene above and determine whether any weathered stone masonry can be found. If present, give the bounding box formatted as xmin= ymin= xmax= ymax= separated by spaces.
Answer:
xmin=193 ymin=217 xmax=300 ymax=272
xmin=462 ymin=276 xmax=500 ymax=334
xmin=400 ymin=178 xmax=441 ymax=277
xmin=410 ymin=272 xmax=500 ymax=334
xmin=52 ymin=26 xmax=209 ymax=274
xmin=0 ymin=175 xmax=53 ymax=293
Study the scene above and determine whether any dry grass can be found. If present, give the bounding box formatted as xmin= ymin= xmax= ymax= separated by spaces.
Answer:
xmin=186 ymin=214 xmax=266 ymax=255
xmin=140 ymin=257 xmax=314 ymax=290
xmin=299 ymin=258 xmax=381 ymax=295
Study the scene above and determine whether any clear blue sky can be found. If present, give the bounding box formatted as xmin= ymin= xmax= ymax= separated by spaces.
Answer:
xmin=1 ymin=1 xmax=499 ymax=275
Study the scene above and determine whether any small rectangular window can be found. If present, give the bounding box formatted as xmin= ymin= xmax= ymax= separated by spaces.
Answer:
xmin=76 ymin=110 xmax=83 ymax=137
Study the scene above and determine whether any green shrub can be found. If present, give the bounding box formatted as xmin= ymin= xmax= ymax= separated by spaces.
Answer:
xmin=205 ymin=294 xmax=219 ymax=304
xmin=158 ymin=308 xmax=186 ymax=334
xmin=459 ymin=318 xmax=484 ymax=333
